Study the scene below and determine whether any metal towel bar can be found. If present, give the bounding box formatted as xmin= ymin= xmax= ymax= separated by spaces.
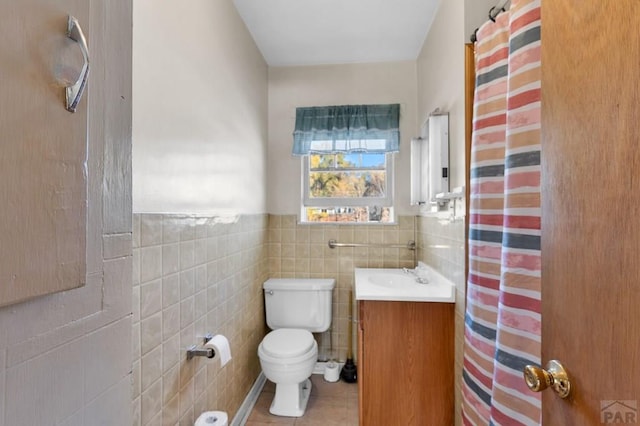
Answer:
xmin=328 ymin=239 xmax=416 ymax=251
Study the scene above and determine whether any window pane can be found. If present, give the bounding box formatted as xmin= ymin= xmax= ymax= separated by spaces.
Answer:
xmin=361 ymin=153 xmax=385 ymax=168
xmin=303 ymin=152 xmax=393 ymax=224
xmin=310 ymin=153 xmax=385 ymax=170
xmin=309 ymin=171 xmax=386 ymax=198
xmin=305 ymin=207 xmax=393 ymax=223
xmin=310 ymin=154 xmax=334 ymax=169
xmin=342 ymin=153 xmax=360 ymax=167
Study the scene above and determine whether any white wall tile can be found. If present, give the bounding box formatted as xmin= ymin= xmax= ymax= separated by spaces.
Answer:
xmin=133 ymin=284 xmax=141 ymax=323
xmin=133 ymin=213 xmax=268 ymax=423
xmin=163 ymin=364 xmax=180 ymax=405
xmin=163 ymin=393 xmax=180 ymax=426
xmin=84 ymin=377 xmax=132 ymax=426
xmin=132 ymin=396 xmax=141 ymax=426
xmin=162 ymin=304 xmax=181 ymax=341
xmin=0 ymin=273 xmax=102 ymax=351
xmin=180 ymin=297 xmax=195 ymax=329
xmin=5 ymin=338 xmax=85 ymax=424
xmin=180 ymin=240 xmax=195 ymax=269
xmin=103 ymin=256 xmax=133 ymax=317
xmin=133 ymin=214 xmax=141 ymax=249
xmin=133 ymin=359 xmax=141 ymax=399
xmin=162 ymin=274 xmax=181 ymax=308
xmin=103 ymin=233 xmax=133 ymax=259
xmin=140 ymin=313 xmax=162 ymax=355
xmin=141 ymin=378 xmax=162 ymax=426
xmin=180 ymin=268 xmax=195 ymax=299
xmin=163 ymin=217 xmax=182 ymax=244
xmin=141 ymin=346 xmax=163 ymax=391
xmin=140 ymin=214 xmax=163 ymax=247
xmin=132 ymin=322 xmax=141 ymax=361
xmin=84 ymin=317 xmax=132 ymax=402
xmin=162 ymin=243 xmax=180 ymax=276
xmin=140 ymin=279 xmax=162 ymax=319
xmin=133 ymin=248 xmax=141 ymax=286
xmin=140 ymin=246 xmax=163 ymax=283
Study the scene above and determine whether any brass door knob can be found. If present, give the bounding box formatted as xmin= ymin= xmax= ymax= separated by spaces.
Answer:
xmin=523 ymin=360 xmax=571 ymax=398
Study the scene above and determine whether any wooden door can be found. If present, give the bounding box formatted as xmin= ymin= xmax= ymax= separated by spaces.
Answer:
xmin=541 ymin=1 xmax=640 ymax=423
xmin=0 ymin=0 xmax=89 ymax=306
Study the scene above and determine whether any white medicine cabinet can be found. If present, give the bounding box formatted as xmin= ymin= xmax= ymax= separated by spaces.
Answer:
xmin=410 ymin=111 xmax=450 ymax=206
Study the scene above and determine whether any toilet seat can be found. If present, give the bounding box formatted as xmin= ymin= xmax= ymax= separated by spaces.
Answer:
xmin=260 ymin=328 xmax=314 ymax=358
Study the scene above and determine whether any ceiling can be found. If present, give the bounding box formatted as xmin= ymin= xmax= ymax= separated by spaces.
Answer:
xmin=232 ymin=0 xmax=441 ymax=67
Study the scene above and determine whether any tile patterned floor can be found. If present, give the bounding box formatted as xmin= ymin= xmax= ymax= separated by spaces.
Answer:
xmin=245 ymin=375 xmax=359 ymax=425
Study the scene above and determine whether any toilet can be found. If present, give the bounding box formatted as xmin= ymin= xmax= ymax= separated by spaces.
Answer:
xmin=258 ymin=278 xmax=335 ymax=417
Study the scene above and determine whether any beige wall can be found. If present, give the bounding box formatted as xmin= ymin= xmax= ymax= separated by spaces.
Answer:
xmin=131 ymin=2 xmax=270 ymax=424
xmin=417 ymin=0 xmax=466 ymax=189
xmin=132 ymin=214 xmax=268 ymax=425
xmin=267 ymin=62 xmax=419 ymax=217
xmin=0 ymin=1 xmax=133 ymax=425
xmin=132 ymin=0 xmax=268 ymax=216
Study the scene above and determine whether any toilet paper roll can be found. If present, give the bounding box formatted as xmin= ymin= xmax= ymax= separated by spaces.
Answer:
xmin=204 ymin=334 xmax=232 ymax=367
xmin=195 ymin=411 xmax=228 ymax=426
xmin=324 ymin=361 xmax=340 ymax=382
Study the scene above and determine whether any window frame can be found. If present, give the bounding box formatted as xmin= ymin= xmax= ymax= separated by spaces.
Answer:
xmin=300 ymin=153 xmax=395 ymax=223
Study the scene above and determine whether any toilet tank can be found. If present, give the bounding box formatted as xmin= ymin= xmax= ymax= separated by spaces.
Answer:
xmin=263 ymin=278 xmax=335 ymax=332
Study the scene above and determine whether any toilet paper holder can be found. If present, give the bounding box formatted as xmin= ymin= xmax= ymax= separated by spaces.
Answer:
xmin=186 ymin=333 xmax=216 ymax=360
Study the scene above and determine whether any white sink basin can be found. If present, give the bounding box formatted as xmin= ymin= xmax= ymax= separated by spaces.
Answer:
xmin=355 ymin=266 xmax=455 ymax=303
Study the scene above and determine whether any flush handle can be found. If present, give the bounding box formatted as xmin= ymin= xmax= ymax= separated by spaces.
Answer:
xmin=523 ymin=360 xmax=571 ymax=398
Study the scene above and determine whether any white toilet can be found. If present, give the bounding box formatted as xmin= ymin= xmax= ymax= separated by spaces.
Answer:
xmin=258 ymin=278 xmax=335 ymax=417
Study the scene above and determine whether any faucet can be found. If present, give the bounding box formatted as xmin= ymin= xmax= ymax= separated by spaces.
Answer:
xmin=402 ymin=267 xmax=429 ymax=284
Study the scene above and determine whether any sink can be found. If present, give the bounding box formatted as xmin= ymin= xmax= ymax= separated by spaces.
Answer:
xmin=355 ymin=266 xmax=455 ymax=303
xmin=368 ymin=274 xmax=418 ymax=288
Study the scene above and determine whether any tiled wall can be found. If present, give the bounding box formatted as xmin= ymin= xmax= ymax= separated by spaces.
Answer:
xmin=0 ymin=233 xmax=132 ymax=426
xmin=416 ymin=214 xmax=466 ymax=426
xmin=267 ymin=215 xmax=417 ymax=361
xmin=132 ymin=214 xmax=268 ymax=426
xmin=132 ymin=212 xmax=468 ymax=425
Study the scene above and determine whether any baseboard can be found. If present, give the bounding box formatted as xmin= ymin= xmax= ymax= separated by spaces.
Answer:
xmin=231 ymin=362 xmax=345 ymax=425
xmin=231 ymin=372 xmax=267 ymax=426
xmin=313 ymin=361 xmax=345 ymax=375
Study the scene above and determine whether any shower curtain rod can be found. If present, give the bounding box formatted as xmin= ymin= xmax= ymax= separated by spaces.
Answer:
xmin=470 ymin=0 xmax=510 ymax=42
xmin=489 ymin=0 xmax=510 ymax=21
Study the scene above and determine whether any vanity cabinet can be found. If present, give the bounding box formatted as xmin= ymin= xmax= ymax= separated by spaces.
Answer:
xmin=357 ymin=300 xmax=454 ymax=425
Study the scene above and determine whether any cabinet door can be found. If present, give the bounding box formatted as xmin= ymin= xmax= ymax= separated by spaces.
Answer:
xmin=359 ymin=300 xmax=454 ymax=425
xmin=0 ymin=0 xmax=89 ymax=306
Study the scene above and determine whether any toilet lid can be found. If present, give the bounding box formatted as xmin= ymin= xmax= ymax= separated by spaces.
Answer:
xmin=261 ymin=329 xmax=315 ymax=358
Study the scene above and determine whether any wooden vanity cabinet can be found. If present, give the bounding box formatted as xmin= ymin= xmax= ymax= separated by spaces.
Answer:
xmin=357 ymin=300 xmax=454 ymax=425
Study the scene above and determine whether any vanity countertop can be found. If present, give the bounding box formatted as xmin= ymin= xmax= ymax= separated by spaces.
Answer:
xmin=354 ymin=266 xmax=455 ymax=303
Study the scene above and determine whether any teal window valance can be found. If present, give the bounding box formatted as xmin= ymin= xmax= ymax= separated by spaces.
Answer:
xmin=292 ymin=104 xmax=400 ymax=156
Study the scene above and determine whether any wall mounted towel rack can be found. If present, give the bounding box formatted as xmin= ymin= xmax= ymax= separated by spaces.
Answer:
xmin=328 ymin=239 xmax=416 ymax=251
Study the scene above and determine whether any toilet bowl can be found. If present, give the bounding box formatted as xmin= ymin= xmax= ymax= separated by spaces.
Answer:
xmin=258 ymin=328 xmax=318 ymax=417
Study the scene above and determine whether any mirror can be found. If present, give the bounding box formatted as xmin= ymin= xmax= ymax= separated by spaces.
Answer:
xmin=411 ymin=111 xmax=450 ymax=205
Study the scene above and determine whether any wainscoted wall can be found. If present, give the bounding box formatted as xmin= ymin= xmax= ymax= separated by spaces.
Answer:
xmin=416 ymin=215 xmax=466 ymax=426
xmin=267 ymin=215 xmax=417 ymax=361
xmin=132 ymin=214 xmax=268 ymax=426
xmin=132 ymin=212 xmax=468 ymax=425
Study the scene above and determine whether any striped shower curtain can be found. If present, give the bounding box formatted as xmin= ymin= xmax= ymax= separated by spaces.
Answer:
xmin=462 ymin=0 xmax=542 ymax=425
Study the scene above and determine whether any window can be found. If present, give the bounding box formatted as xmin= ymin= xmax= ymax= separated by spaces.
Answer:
xmin=292 ymin=104 xmax=400 ymax=224
xmin=302 ymin=152 xmax=394 ymax=223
